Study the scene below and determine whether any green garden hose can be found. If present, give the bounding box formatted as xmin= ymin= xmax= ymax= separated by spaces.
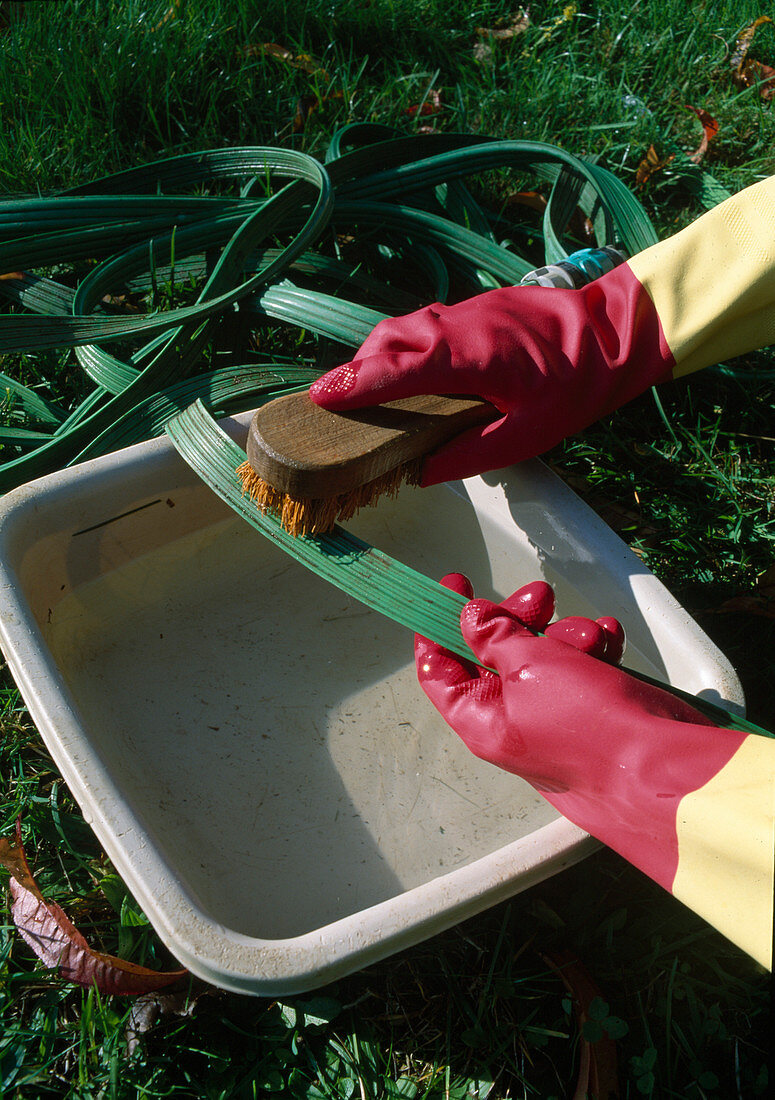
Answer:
xmin=1 ymin=130 xmax=652 ymax=483
xmin=1 ymin=126 xmax=770 ymax=739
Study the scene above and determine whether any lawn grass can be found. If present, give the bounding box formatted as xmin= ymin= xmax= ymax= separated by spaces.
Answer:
xmin=0 ymin=1 xmax=773 ymax=1097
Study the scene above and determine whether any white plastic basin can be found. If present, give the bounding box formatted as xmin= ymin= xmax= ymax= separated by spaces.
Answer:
xmin=0 ymin=411 xmax=744 ymax=994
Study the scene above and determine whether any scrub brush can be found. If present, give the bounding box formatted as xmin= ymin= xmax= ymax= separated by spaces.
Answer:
xmin=236 ymin=389 xmax=494 ymax=536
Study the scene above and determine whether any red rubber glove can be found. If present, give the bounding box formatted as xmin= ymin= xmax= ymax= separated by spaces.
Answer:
xmin=417 ymin=575 xmax=746 ymax=891
xmin=310 ymin=268 xmax=673 ymax=484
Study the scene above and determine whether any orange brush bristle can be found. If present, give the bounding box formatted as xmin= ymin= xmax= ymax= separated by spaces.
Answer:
xmin=236 ymin=457 xmax=424 ymax=537
xmin=237 ymin=389 xmax=494 ymax=537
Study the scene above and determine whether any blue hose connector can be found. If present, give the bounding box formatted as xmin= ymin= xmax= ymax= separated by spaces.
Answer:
xmin=520 ymin=246 xmax=627 ymax=289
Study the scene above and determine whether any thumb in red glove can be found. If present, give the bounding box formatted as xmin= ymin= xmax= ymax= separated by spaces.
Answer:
xmin=416 ymin=575 xmax=746 ymax=892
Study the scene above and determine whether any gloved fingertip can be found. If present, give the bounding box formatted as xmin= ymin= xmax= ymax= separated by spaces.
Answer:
xmin=502 ymin=581 xmax=555 ymax=629
xmin=440 ymin=572 xmax=474 ymax=597
xmin=461 ymin=597 xmax=500 ymax=630
xmin=545 ymin=616 xmax=608 ymax=658
xmin=460 ymin=599 xmax=530 ymax=664
xmin=596 ymin=616 xmax=626 ymax=664
xmin=414 ymin=634 xmax=475 ymax=689
xmin=309 ymin=362 xmax=360 ymax=406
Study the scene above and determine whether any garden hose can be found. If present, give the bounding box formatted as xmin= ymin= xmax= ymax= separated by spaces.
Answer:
xmin=1 ymin=126 xmax=770 ymax=739
xmin=1 ymin=130 xmax=653 ymax=482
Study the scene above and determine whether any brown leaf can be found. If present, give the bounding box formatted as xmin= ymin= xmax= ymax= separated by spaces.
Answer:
xmin=292 ymin=91 xmax=343 ymax=133
xmin=404 ymin=89 xmax=442 ymax=118
xmin=697 ymin=563 xmax=775 ymax=616
xmin=293 ymin=94 xmax=319 ymax=133
xmin=241 ymin=42 xmax=329 ymax=81
xmin=291 ymin=52 xmax=328 ymax=79
xmin=684 ymin=104 xmax=719 ymax=164
xmin=472 ymin=41 xmax=492 ymax=63
xmin=731 ymin=17 xmax=775 ymax=99
xmin=101 ymin=292 xmax=141 ymax=313
xmin=126 ymin=988 xmax=201 ymax=1055
xmin=568 ymin=210 xmax=595 ymax=245
xmin=1 ymin=823 xmax=187 ymax=996
xmin=505 ymin=190 xmax=547 ymax=213
xmin=0 ymin=271 xmax=24 ymax=281
xmin=731 ymin=16 xmax=773 ymax=73
xmin=740 ymin=58 xmax=775 ymax=99
xmin=636 ymin=144 xmax=675 ymax=188
xmin=542 ymin=950 xmax=620 ymax=1100
xmin=503 ymin=190 xmax=594 ymax=246
xmin=244 ymin=41 xmax=291 ymax=62
xmin=474 ymin=8 xmax=530 ymax=63
xmin=0 ymin=819 xmax=43 ymax=898
xmin=710 ymin=594 xmax=775 ymax=618
xmin=475 ymin=9 xmax=530 ymax=41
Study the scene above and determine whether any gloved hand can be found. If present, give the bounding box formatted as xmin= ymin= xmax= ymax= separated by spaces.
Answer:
xmin=313 ymin=176 xmax=775 ymax=483
xmin=417 ymin=575 xmax=747 ymax=891
xmin=310 ymin=265 xmax=674 ymax=483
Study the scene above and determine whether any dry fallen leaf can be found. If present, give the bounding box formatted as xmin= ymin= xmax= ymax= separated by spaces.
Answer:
xmin=474 ymin=8 xmax=531 ymax=61
xmin=126 ymin=988 xmax=202 ymax=1054
xmin=404 ymin=89 xmax=442 ymax=119
xmin=542 ymin=950 xmax=620 ymax=1100
xmin=293 ymin=90 xmax=344 ymax=133
xmin=241 ymin=42 xmax=329 ymax=81
xmin=709 ymin=594 xmax=775 ymax=618
xmin=684 ymin=104 xmax=720 ymax=164
xmin=504 ymin=189 xmax=547 ymax=214
xmin=475 ymin=8 xmax=531 ymax=42
xmin=740 ymin=57 xmax=775 ymax=99
xmin=101 ymin=292 xmax=141 ymax=313
xmin=0 ymin=820 xmax=187 ymax=996
xmin=731 ymin=16 xmax=773 ymax=72
xmin=731 ymin=16 xmax=775 ymax=100
xmin=635 ymin=144 xmax=675 ymax=188
xmin=294 ymin=93 xmax=319 ymax=133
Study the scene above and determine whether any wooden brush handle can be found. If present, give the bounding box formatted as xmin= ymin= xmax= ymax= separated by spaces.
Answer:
xmin=245 ymin=390 xmax=495 ymax=499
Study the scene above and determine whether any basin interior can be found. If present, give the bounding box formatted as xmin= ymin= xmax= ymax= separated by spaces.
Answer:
xmin=26 ymin=469 xmax=682 ymax=942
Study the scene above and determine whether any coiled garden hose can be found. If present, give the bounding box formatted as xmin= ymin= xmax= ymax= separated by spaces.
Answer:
xmin=1 ymin=126 xmax=770 ymax=738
